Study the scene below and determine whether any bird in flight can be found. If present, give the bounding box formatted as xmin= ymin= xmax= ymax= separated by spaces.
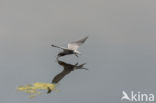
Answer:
xmin=51 ymin=36 xmax=88 ymax=58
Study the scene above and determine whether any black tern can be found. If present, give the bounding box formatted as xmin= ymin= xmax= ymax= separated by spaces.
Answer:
xmin=51 ymin=36 xmax=88 ymax=58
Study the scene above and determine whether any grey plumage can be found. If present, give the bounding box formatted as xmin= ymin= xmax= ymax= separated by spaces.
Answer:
xmin=51 ymin=36 xmax=88 ymax=58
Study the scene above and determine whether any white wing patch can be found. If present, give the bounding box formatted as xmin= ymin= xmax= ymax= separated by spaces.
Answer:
xmin=68 ymin=36 xmax=88 ymax=50
xmin=68 ymin=43 xmax=79 ymax=50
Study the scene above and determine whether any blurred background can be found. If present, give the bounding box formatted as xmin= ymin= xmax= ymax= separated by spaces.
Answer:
xmin=0 ymin=0 xmax=156 ymax=103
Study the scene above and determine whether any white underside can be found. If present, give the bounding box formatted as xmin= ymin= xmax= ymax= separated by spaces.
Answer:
xmin=74 ymin=50 xmax=80 ymax=54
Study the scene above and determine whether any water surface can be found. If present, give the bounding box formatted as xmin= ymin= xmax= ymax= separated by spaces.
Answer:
xmin=0 ymin=0 xmax=156 ymax=103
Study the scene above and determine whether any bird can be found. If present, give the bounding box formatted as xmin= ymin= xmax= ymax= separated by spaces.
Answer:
xmin=51 ymin=36 xmax=88 ymax=58
xmin=47 ymin=59 xmax=87 ymax=93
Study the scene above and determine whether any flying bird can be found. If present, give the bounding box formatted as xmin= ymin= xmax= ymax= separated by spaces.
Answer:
xmin=51 ymin=36 xmax=88 ymax=58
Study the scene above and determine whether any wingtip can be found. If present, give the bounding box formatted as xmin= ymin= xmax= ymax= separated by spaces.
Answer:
xmin=51 ymin=44 xmax=56 ymax=47
xmin=84 ymin=36 xmax=89 ymax=41
xmin=85 ymin=36 xmax=89 ymax=39
xmin=81 ymin=36 xmax=88 ymax=41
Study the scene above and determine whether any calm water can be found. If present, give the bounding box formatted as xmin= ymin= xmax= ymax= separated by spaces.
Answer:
xmin=1 ymin=0 xmax=156 ymax=103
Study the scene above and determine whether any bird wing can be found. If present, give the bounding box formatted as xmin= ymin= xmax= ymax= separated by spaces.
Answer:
xmin=51 ymin=44 xmax=67 ymax=50
xmin=52 ymin=69 xmax=71 ymax=84
xmin=68 ymin=36 xmax=88 ymax=50
xmin=52 ymin=60 xmax=74 ymax=84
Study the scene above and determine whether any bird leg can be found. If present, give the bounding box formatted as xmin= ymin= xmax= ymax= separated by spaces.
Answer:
xmin=74 ymin=54 xmax=79 ymax=57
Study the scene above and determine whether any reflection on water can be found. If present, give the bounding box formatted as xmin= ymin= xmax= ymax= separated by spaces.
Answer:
xmin=48 ymin=59 xmax=87 ymax=93
xmin=17 ymin=59 xmax=87 ymax=98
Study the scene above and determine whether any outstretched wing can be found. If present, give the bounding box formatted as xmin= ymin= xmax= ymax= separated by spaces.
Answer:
xmin=51 ymin=44 xmax=67 ymax=50
xmin=52 ymin=69 xmax=71 ymax=84
xmin=68 ymin=36 xmax=88 ymax=50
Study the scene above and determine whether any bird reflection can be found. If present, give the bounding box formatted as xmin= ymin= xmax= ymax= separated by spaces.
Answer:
xmin=47 ymin=59 xmax=87 ymax=93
